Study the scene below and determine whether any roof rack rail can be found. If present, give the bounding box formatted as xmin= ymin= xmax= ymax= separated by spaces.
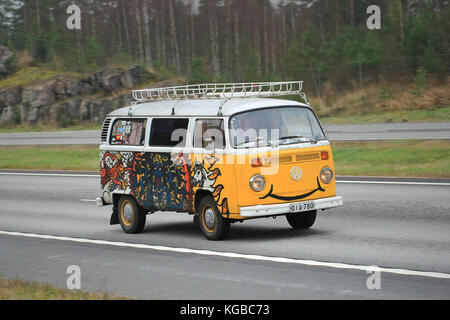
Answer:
xmin=131 ymin=81 xmax=305 ymax=102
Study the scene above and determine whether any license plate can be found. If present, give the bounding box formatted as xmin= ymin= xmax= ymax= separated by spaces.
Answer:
xmin=289 ymin=201 xmax=316 ymax=213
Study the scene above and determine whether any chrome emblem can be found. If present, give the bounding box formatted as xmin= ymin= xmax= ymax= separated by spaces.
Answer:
xmin=290 ymin=166 xmax=303 ymax=181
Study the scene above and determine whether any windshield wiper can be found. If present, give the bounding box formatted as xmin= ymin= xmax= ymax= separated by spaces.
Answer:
xmin=279 ymin=135 xmax=317 ymax=144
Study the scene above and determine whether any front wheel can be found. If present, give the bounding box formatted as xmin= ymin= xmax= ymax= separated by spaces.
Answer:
xmin=198 ymin=196 xmax=230 ymax=240
xmin=118 ymin=195 xmax=147 ymax=234
xmin=286 ymin=210 xmax=317 ymax=230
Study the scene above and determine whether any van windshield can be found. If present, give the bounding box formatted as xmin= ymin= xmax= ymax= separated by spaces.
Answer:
xmin=229 ymin=106 xmax=326 ymax=149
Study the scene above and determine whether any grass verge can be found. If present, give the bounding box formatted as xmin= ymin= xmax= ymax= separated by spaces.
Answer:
xmin=0 ymin=141 xmax=449 ymax=178
xmin=332 ymin=140 xmax=450 ymax=178
xmin=0 ymin=277 xmax=127 ymax=300
xmin=0 ymin=145 xmax=99 ymax=171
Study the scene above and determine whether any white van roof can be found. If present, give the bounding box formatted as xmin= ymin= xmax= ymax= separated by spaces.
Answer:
xmin=107 ymin=98 xmax=309 ymax=118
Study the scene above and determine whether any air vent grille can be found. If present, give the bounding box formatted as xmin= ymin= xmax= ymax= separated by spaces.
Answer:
xmin=296 ymin=153 xmax=320 ymax=162
xmin=101 ymin=118 xmax=112 ymax=142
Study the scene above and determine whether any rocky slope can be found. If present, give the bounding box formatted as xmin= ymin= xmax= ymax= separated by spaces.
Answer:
xmin=0 ymin=65 xmax=180 ymax=126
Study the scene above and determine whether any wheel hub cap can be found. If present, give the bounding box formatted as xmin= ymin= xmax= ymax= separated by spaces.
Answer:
xmin=204 ymin=208 xmax=215 ymax=229
xmin=123 ymin=203 xmax=133 ymax=222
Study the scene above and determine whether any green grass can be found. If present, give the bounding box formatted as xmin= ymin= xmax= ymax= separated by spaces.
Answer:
xmin=332 ymin=140 xmax=450 ymax=178
xmin=0 ymin=277 xmax=127 ymax=300
xmin=1 ymin=141 xmax=449 ymax=178
xmin=323 ymin=106 xmax=450 ymax=124
xmin=0 ymin=145 xmax=99 ymax=171
xmin=0 ymin=66 xmax=81 ymax=89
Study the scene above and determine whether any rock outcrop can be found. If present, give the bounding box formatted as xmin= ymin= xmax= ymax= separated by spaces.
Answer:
xmin=0 ymin=65 xmax=165 ymax=126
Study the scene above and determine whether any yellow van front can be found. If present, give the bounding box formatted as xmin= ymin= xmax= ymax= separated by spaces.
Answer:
xmin=234 ymin=144 xmax=342 ymax=218
xmin=228 ymin=105 xmax=343 ymax=219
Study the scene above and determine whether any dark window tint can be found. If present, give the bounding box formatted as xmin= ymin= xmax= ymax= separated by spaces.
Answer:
xmin=110 ymin=118 xmax=147 ymax=145
xmin=194 ymin=119 xmax=225 ymax=149
xmin=149 ymin=118 xmax=189 ymax=147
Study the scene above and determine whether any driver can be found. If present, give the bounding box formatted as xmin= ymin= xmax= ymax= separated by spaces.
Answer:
xmin=266 ymin=109 xmax=288 ymax=140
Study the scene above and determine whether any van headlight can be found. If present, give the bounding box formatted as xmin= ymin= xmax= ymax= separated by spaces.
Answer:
xmin=249 ymin=175 xmax=266 ymax=192
xmin=320 ymin=167 xmax=333 ymax=184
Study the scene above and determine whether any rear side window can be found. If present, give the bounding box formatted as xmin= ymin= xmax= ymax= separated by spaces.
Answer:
xmin=149 ymin=118 xmax=189 ymax=147
xmin=110 ymin=118 xmax=147 ymax=145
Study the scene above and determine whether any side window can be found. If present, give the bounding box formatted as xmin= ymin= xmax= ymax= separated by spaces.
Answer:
xmin=149 ymin=118 xmax=189 ymax=147
xmin=194 ymin=119 xmax=226 ymax=149
xmin=110 ymin=118 xmax=147 ymax=145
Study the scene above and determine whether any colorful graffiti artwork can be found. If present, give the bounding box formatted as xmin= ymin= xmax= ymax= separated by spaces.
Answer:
xmin=100 ymin=151 xmax=134 ymax=203
xmin=191 ymin=155 xmax=229 ymax=216
xmin=100 ymin=151 xmax=229 ymax=216
xmin=132 ymin=152 xmax=191 ymax=211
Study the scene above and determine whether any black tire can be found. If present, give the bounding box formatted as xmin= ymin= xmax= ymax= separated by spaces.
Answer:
xmin=198 ymin=196 xmax=230 ymax=240
xmin=118 ymin=195 xmax=147 ymax=234
xmin=286 ymin=210 xmax=317 ymax=230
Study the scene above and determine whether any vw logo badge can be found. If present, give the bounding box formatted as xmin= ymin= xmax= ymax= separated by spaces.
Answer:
xmin=290 ymin=166 xmax=303 ymax=181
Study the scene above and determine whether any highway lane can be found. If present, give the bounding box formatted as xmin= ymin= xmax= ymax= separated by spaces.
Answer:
xmin=0 ymin=173 xmax=449 ymax=299
xmin=324 ymin=121 xmax=450 ymax=141
xmin=0 ymin=130 xmax=100 ymax=146
xmin=0 ymin=122 xmax=449 ymax=145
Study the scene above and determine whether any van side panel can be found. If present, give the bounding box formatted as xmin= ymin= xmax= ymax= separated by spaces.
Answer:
xmin=133 ymin=152 xmax=193 ymax=212
xmin=190 ymin=153 xmax=239 ymax=219
xmin=100 ymin=151 xmax=193 ymax=212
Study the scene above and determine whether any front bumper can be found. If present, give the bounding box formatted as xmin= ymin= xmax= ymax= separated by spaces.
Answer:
xmin=239 ymin=196 xmax=343 ymax=218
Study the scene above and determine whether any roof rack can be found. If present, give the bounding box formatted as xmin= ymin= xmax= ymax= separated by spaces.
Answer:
xmin=131 ymin=81 xmax=304 ymax=102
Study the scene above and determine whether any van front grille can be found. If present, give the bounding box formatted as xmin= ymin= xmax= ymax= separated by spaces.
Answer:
xmin=296 ymin=153 xmax=320 ymax=162
xmin=263 ymin=155 xmax=292 ymax=165
xmin=101 ymin=118 xmax=111 ymax=142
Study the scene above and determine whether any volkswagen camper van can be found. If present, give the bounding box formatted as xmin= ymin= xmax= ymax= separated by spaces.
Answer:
xmin=97 ymin=82 xmax=343 ymax=240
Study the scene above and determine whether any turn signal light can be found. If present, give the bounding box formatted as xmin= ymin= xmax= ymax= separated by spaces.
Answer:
xmin=251 ymin=158 xmax=263 ymax=167
xmin=321 ymin=151 xmax=329 ymax=160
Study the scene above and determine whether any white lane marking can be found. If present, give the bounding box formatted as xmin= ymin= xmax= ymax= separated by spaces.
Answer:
xmin=0 ymin=230 xmax=449 ymax=280
xmin=1 ymin=172 xmax=449 ymax=186
xmin=80 ymin=199 xmax=97 ymax=202
xmin=0 ymin=172 xmax=97 ymax=178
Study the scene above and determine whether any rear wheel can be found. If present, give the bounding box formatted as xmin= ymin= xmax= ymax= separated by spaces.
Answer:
xmin=198 ymin=196 xmax=230 ymax=240
xmin=118 ymin=195 xmax=147 ymax=234
xmin=286 ymin=210 xmax=317 ymax=230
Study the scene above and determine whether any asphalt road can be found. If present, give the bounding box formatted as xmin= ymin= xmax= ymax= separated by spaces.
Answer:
xmin=0 ymin=171 xmax=449 ymax=299
xmin=0 ymin=122 xmax=449 ymax=145
xmin=324 ymin=121 xmax=450 ymax=141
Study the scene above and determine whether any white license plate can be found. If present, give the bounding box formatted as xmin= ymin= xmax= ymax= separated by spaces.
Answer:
xmin=289 ymin=201 xmax=316 ymax=213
